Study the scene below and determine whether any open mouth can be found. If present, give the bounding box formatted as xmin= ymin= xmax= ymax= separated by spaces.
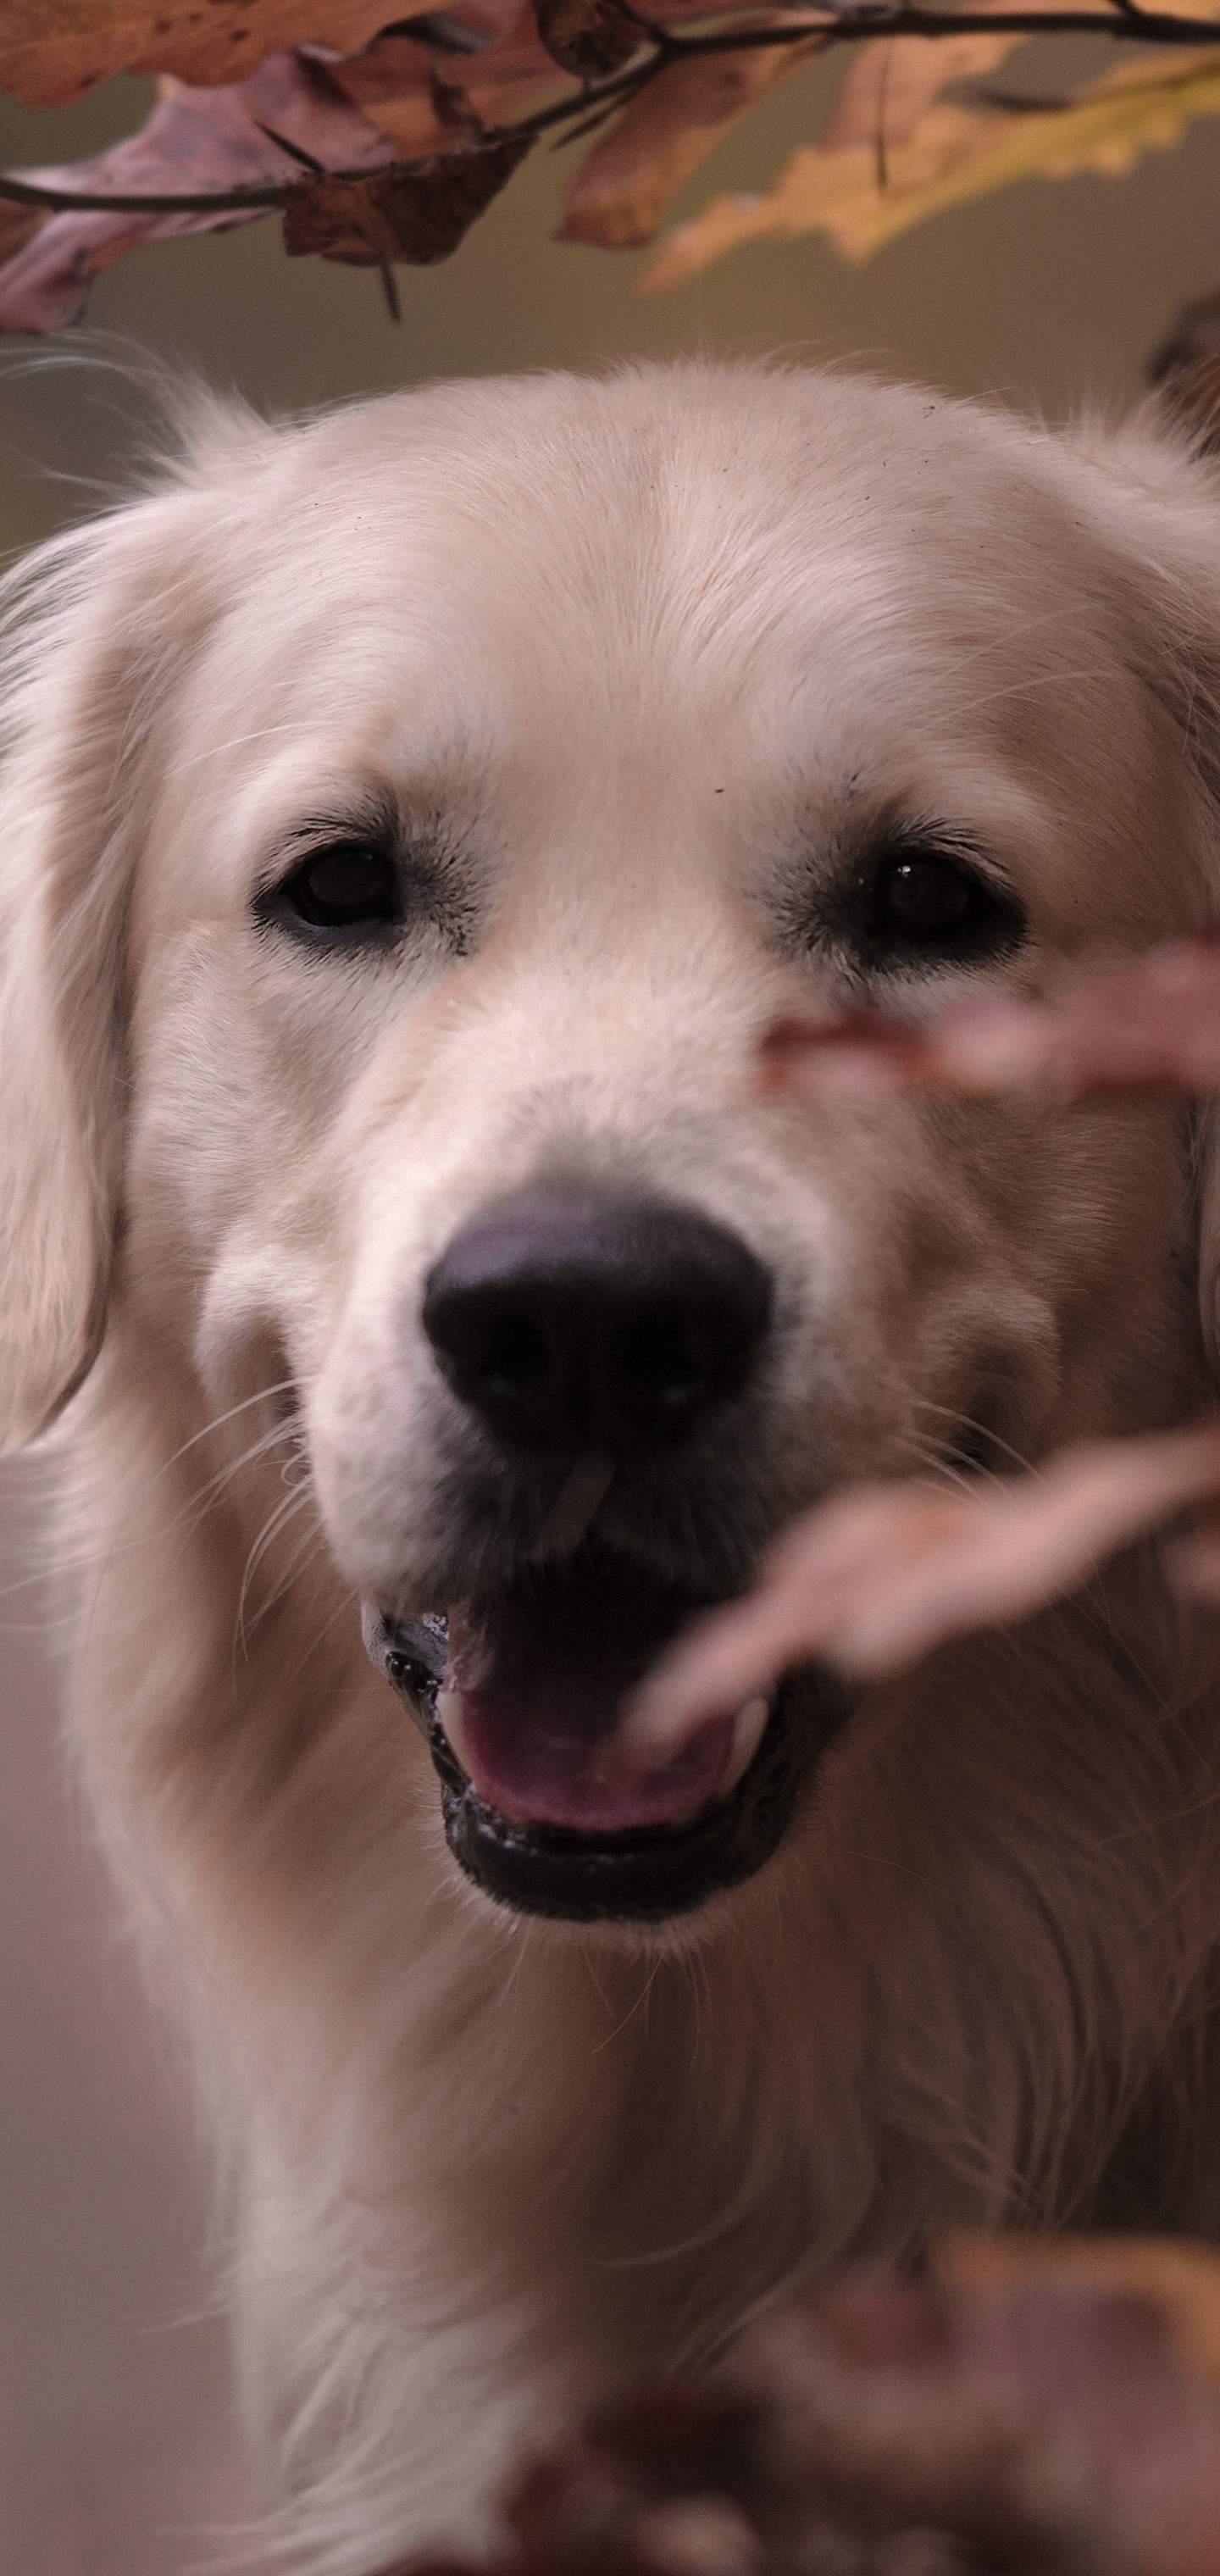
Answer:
xmin=362 ymin=1552 xmax=851 ymax=1923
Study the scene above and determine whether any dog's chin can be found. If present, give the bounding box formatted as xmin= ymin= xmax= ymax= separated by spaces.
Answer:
xmin=361 ymin=1552 xmax=852 ymax=1925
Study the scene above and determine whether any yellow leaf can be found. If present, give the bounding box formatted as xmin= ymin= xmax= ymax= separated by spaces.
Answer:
xmin=644 ymin=45 xmax=1220 ymax=289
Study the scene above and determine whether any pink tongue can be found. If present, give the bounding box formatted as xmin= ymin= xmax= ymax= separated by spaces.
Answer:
xmin=446 ymin=1566 xmax=732 ymax=1833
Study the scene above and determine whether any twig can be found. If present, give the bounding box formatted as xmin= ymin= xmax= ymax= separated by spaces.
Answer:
xmin=3 ymin=0 xmax=1218 ymax=223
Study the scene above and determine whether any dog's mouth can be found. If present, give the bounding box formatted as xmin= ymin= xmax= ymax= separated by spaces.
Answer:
xmin=363 ymin=1553 xmax=849 ymax=1923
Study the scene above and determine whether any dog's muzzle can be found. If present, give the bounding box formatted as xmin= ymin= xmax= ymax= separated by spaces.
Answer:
xmin=361 ymin=1185 xmax=853 ymax=1923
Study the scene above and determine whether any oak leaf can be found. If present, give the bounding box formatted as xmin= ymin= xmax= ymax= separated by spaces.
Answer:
xmin=0 ymin=0 xmax=400 ymax=109
xmin=0 ymin=49 xmax=393 ymax=335
xmin=824 ymin=25 xmax=1023 ymax=156
xmin=281 ymin=127 xmax=532 ymax=261
xmin=324 ymin=8 xmax=571 ymax=156
xmin=559 ymin=23 xmax=824 ymax=250
xmin=644 ymin=45 xmax=1220 ymax=287
xmin=822 ymin=0 xmax=1098 ymax=160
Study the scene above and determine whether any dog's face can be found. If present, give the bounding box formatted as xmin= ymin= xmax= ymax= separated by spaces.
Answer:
xmin=3 ymin=368 xmax=1217 ymax=1929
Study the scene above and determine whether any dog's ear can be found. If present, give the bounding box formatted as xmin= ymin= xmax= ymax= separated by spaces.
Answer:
xmin=0 ymin=477 xmax=225 ymax=1452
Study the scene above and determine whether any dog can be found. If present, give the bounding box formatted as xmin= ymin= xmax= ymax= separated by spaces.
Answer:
xmin=6 ymin=358 xmax=1220 ymax=2573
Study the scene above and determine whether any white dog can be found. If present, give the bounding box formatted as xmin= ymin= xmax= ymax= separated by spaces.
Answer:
xmin=5 ymin=361 xmax=1220 ymax=2574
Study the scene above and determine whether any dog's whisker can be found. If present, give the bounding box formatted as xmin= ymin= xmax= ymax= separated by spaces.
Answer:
xmin=234 ymin=1482 xmax=318 ymax=1655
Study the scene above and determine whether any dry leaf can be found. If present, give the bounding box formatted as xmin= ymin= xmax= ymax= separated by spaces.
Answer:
xmin=281 ymin=127 xmax=532 ymax=261
xmin=823 ymin=0 xmax=1097 ymax=158
xmin=939 ymin=2235 xmax=1220 ymax=2390
xmin=324 ymin=8 xmax=572 ymax=156
xmin=622 ymin=1420 xmax=1220 ymax=1758
xmin=444 ymin=2243 xmax=1220 ymax=2576
xmin=560 ymin=24 xmax=824 ymax=250
xmin=757 ymin=936 xmax=1220 ymax=1107
xmin=0 ymin=49 xmax=393 ymax=334
xmin=645 ymin=46 xmax=1220 ymax=288
xmin=824 ymin=25 xmax=1019 ymax=155
xmin=0 ymin=0 xmax=400 ymax=108
xmin=535 ymin=0 xmax=641 ymax=80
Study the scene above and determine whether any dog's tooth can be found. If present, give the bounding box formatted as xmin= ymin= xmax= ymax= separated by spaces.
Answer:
xmin=436 ymin=1687 xmax=473 ymax=1779
xmin=718 ymin=1696 xmax=771 ymax=1800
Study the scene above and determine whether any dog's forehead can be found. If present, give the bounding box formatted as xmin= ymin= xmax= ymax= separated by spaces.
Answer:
xmin=181 ymin=373 xmax=1115 ymax=770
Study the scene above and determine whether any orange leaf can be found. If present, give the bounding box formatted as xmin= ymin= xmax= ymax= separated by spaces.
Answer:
xmin=558 ymin=23 xmax=824 ymax=249
xmin=0 ymin=0 xmax=398 ymax=108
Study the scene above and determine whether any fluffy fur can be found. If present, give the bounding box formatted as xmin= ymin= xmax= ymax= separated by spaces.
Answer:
xmin=6 ymin=362 xmax=1220 ymax=2573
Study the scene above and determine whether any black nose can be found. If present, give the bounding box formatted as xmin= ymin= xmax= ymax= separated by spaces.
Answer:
xmin=422 ymin=1190 xmax=773 ymax=1457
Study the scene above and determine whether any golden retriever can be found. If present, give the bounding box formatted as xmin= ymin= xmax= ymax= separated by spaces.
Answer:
xmin=5 ymin=360 xmax=1220 ymax=2574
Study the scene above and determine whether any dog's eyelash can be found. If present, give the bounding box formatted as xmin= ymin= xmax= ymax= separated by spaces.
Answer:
xmin=252 ymin=817 xmax=475 ymax=956
xmin=791 ymin=825 xmax=1028 ymax=974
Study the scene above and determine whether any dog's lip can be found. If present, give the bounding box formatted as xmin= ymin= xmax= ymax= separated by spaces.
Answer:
xmin=369 ymin=1557 xmax=740 ymax=1835
xmin=362 ymin=1584 xmax=853 ymax=1923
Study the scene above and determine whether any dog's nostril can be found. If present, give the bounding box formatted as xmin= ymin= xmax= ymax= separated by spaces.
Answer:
xmin=477 ymin=1314 xmax=553 ymax=1404
xmin=422 ymin=1189 xmax=772 ymax=1458
xmin=620 ymin=1311 xmax=712 ymax=1415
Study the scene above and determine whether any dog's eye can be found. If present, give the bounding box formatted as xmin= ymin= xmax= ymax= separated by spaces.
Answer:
xmin=865 ymin=845 xmax=1024 ymax=961
xmin=278 ymin=843 xmax=401 ymax=932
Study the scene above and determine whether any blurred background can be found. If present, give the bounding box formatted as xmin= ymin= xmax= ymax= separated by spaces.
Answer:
xmin=3 ymin=47 xmax=1220 ymax=2571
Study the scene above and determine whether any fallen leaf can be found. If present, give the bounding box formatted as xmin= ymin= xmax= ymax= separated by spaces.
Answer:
xmin=0 ymin=49 xmax=393 ymax=334
xmin=281 ymin=126 xmax=532 ymax=261
xmin=757 ymin=936 xmax=1220 ymax=1107
xmin=622 ymin=1419 xmax=1220 ymax=1757
xmin=644 ymin=45 xmax=1220 ymax=287
xmin=560 ymin=24 xmax=824 ymax=250
xmin=536 ymin=0 xmax=642 ymax=80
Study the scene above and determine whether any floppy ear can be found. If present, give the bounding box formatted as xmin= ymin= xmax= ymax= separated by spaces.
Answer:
xmin=0 ymin=476 xmax=229 ymax=1452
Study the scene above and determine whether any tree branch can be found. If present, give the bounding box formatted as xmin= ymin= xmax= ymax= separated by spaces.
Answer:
xmin=2 ymin=0 xmax=1217 ymax=221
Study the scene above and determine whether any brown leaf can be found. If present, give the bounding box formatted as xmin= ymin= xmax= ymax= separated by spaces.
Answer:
xmin=621 ymin=1420 xmax=1220 ymax=1757
xmin=0 ymin=0 xmax=695 ymax=108
xmin=558 ymin=24 xmax=824 ymax=249
xmin=320 ymin=3 xmax=563 ymax=154
xmin=0 ymin=0 xmax=400 ymax=108
xmin=0 ymin=49 xmax=393 ymax=334
xmin=535 ymin=0 xmax=641 ymax=80
xmin=281 ymin=127 xmax=532 ymax=261
xmin=757 ymin=936 xmax=1220 ymax=1108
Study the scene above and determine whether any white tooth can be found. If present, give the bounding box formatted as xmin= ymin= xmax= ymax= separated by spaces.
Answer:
xmin=436 ymin=1687 xmax=472 ymax=1778
xmin=718 ymin=1696 xmax=771 ymax=1800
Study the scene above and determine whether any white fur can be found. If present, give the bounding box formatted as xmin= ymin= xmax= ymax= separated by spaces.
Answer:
xmin=6 ymin=363 xmax=1220 ymax=2573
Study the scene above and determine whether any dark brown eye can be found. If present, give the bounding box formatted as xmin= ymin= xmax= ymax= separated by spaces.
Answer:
xmin=883 ymin=857 xmax=974 ymax=934
xmin=278 ymin=843 xmax=400 ymax=933
xmin=865 ymin=844 xmax=1024 ymax=959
